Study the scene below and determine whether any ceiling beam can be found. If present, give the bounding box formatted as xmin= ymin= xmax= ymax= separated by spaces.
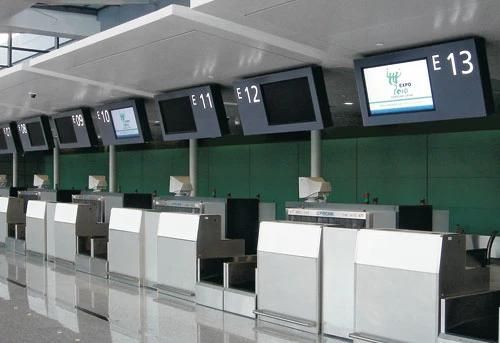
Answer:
xmin=0 ymin=7 xmax=101 ymax=39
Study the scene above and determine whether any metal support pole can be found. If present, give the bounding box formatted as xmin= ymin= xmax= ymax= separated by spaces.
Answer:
xmin=109 ymin=145 xmax=116 ymax=192
xmin=12 ymin=152 xmax=18 ymax=187
xmin=189 ymin=139 xmax=197 ymax=197
xmin=311 ymin=130 xmax=321 ymax=177
xmin=53 ymin=145 xmax=59 ymax=190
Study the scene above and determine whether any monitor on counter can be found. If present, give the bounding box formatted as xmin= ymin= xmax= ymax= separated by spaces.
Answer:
xmin=50 ymin=109 xmax=97 ymax=149
xmin=354 ymin=37 xmax=493 ymax=126
xmin=17 ymin=116 xmax=53 ymax=152
xmin=233 ymin=66 xmax=332 ymax=135
xmin=0 ymin=123 xmax=21 ymax=154
xmin=92 ymin=99 xmax=151 ymax=146
xmin=154 ymin=85 xmax=228 ymax=141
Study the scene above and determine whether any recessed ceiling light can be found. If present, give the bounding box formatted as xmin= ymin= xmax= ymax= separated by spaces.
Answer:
xmin=376 ymin=42 xmax=384 ymax=47
xmin=344 ymin=102 xmax=354 ymax=106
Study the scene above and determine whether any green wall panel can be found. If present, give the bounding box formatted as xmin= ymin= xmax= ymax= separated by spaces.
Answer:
xmin=249 ymin=142 xmax=304 ymax=219
xmin=206 ymin=145 xmax=251 ymax=198
xmin=322 ymin=138 xmax=357 ymax=203
xmin=142 ymin=148 xmax=188 ymax=195
xmin=5 ymin=128 xmax=500 ymax=235
xmin=356 ymin=135 xmax=427 ymax=204
xmin=59 ymin=152 xmax=107 ymax=190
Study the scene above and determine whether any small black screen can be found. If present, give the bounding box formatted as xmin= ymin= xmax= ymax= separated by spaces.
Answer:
xmin=0 ymin=130 xmax=8 ymax=150
xmin=261 ymin=77 xmax=316 ymax=125
xmin=26 ymin=122 xmax=45 ymax=147
xmin=159 ymin=96 xmax=197 ymax=134
xmin=55 ymin=116 xmax=77 ymax=144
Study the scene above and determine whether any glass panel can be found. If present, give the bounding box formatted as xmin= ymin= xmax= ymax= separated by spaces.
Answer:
xmin=58 ymin=37 xmax=74 ymax=47
xmin=12 ymin=33 xmax=55 ymax=51
xmin=0 ymin=47 xmax=7 ymax=66
xmin=0 ymin=34 xmax=8 ymax=47
xmin=12 ymin=49 xmax=37 ymax=64
xmin=59 ymin=37 xmax=72 ymax=44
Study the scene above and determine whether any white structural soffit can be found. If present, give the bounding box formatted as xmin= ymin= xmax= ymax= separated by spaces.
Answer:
xmin=0 ymin=4 xmax=325 ymax=119
xmin=2 ymin=8 xmax=101 ymax=39
xmin=0 ymin=62 xmax=146 ymax=121
xmin=27 ymin=4 xmax=324 ymax=93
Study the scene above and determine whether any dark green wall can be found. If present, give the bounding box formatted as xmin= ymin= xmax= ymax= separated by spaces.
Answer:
xmin=6 ymin=129 xmax=500 ymax=235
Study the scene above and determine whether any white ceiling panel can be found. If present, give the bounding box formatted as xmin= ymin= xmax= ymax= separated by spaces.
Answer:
xmin=192 ymin=0 xmax=500 ymax=78
xmin=29 ymin=5 xmax=324 ymax=92
xmin=0 ymin=63 xmax=138 ymax=120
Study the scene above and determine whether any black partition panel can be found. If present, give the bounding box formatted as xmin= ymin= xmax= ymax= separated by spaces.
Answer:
xmin=123 ymin=193 xmax=153 ymax=210
xmin=398 ymin=205 xmax=433 ymax=231
xmin=226 ymin=199 xmax=260 ymax=254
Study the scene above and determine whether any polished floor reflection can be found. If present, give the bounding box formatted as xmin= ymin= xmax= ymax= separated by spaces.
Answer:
xmin=0 ymin=248 xmax=347 ymax=343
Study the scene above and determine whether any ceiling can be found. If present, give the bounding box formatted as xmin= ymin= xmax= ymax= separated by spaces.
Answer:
xmin=0 ymin=0 xmax=498 ymax=124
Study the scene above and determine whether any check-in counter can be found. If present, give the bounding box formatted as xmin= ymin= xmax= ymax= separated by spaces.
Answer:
xmin=0 ymin=197 xmax=25 ymax=249
xmin=108 ymin=208 xmax=144 ymax=286
xmin=222 ymin=255 xmax=257 ymax=318
xmin=256 ymin=221 xmax=322 ymax=334
xmin=53 ymin=203 xmax=106 ymax=268
xmin=156 ymin=212 xmax=244 ymax=302
xmin=322 ymin=225 xmax=360 ymax=339
xmin=25 ymin=200 xmax=48 ymax=258
xmin=143 ymin=211 xmax=161 ymax=289
xmin=45 ymin=203 xmax=57 ymax=262
xmin=286 ymin=201 xmax=449 ymax=231
xmin=351 ymin=229 xmax=490 ymax=343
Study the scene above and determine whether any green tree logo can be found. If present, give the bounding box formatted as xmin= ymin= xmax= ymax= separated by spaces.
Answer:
xmin=386 ymin=70 xmax=401 ymax=87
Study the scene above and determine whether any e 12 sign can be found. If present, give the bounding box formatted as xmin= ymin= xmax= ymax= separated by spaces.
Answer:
xmin=354 ymin=37 xmax=494 ymax=126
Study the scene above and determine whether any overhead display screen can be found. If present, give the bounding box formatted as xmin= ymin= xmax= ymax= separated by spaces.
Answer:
xmin=363 ymin=59 xmax=435 ymax=115
xmin=233 ymin=66 xmax=332 ymax=135
xmin=355 ymin=37 xmax=493 ymax=126
xmin=154 ymin=85 xmax=228 ymax=141
xmin=261 ymin=77 xmax=316 ymax=125
xmin=92 ymin=99 xmax=151 ymax=146
xmin=27 ymin=122 xmax=46 ymax=146
xmin=0 ymin=124 xmax=21 ymax=154
xmin=50 ymin=109 xmax=97 ymax=149
xmin=111 ymin=107 xmax=140 ymax=138
xmin=17 ymin=116 xmax=53 ymax=152
xmin=159 ymin=96 xmax=197 ymax=134
xmin=54 ymin=116 xmax=77 ymax=144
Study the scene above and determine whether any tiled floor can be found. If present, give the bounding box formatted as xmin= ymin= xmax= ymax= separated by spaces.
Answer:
xmin=0 ymin=249 xmax=347 ymax=343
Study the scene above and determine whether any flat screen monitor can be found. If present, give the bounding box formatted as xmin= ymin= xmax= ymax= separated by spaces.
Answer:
xmin=92 ymin=99 xmax=151 ymax=146
xmin=51 ymin=109 xmax=98 ymax=149
xmin=154 ymin=85 xmax=228 ymax=141
xmin=111 ymin=107 xmax=140 ymax=139
xmin=159 ymin=96 xmax=197 ymax=134
xmin=17 ymin=116 xmax=53 ymax=152
xmin=354 ymin=37 xmax=493 ymax=126
xmin=0 ymin=123 xmax=21 ymax=154
xmin=363 ymin=59 xmax=435 ymax=116
xmin=233 ymin=66 xmax=332 ymax=135
xmin=27 ymin=122 xmax=46 ymax=147
xmin=261 ymin=77 xmax=316 ymax=125
xmin=54 ymin=116 xmax=77 ymax=144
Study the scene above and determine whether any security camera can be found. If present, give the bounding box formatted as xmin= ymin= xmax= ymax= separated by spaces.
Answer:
xmin=29 ymin=92 xmax=37 ymax=99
